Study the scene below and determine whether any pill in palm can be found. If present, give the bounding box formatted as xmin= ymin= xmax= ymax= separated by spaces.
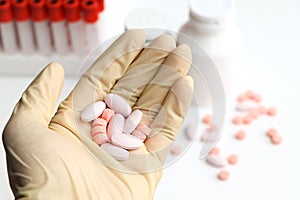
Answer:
xmin=81 ymin=101 xmax=106 ymax=122
xmin=136 ymin=123 xmax=152 ymax=136
xmin=107 ymin=114 xmax=125 ymax=139
xmin=123 ymin=110 xmax=142 ymax=134
xmin=111 ymin=134 xmax=143 ymax=150
xmin=92 ymin=118 xmax=107 ymax=127
xmin=101 ymin=108 xmax=115 ymax=122
xmin=91 ymin=125 xmax=107 ymax=136
xmin=101 ymin=143 xmax=129 ymax=161
xmin=104 ymin=93 xmax=132 ymax=117
xmin=93 ymin=133 xmax=109 ymax=145
xmin=131 ymin=130 xmax=147 ymax=142
xmin=206 ymin=154 xmax=228 ymax=168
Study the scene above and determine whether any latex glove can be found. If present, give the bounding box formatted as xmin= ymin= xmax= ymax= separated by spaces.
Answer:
xmin=3 ymin=29 xmax=194 ymax=199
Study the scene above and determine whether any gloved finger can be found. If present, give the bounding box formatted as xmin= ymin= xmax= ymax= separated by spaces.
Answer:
xmin=7 ymin=62 xmax=64 ymax=126
xmin=134 ymin=44 xmax=192 ymax=126
xmin=145 ymin=76 xmax=194 ymax=160
xmin=110 ymin=34 xmax=176 ymax=107
xmin=59 ymin=29 xmax=146 ymax=112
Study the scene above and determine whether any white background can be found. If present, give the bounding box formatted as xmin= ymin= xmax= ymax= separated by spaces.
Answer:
xmin=1 ymin=0 xmax=300 ymax=199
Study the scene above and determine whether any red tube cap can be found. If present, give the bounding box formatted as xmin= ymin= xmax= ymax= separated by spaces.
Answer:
xmin=63 ymin=0 xmax=79 ymax=22
xmin=46 ymin=0 xmax=63 ymax=22
xmin=12 ymin=0 xmax=30 ymax=21
xmin=81 ymin=0 xmax=98 ymax=23
xmin=0 ymin=0 xmax=13 ymax=22
xmin=29 ymin=0 xmax=47 ymax=21
xmin=97 ymin=0 xmax=104 ymax=12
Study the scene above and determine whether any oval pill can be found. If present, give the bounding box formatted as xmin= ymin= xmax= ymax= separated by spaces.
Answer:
xmin=92 ymin=118 xmax=107 ymax=127
xmin=111 ymin=134 xmax=143 ymax=150
xmin=206 ymin=154 xmax=228 ymax=168
xmin=101 ymin=143 xmax=129 ymax=161
xmin=123 ymin=110 xmax=142 ymax=134
xmin=104 ymin=93 xmax=132 ymax=117
xmin=107 ymin=114 xmax=124 ymax=139
xmin=91 ymin=126 xmax=106 ymax=136
xmin=201 ymin=132 xmax=219 ymax=142
xmin=184 ymin=126 xmax=195 ymax=141
xmin=131 ymin=129 xmax=147 ymax=142
xmin=209 ymin=147 xmax=220 ymax=155
xmin=81 ymin=101 xmax=106 ymax=122
xmin=236 ymin=100 xmax=259 ymax=111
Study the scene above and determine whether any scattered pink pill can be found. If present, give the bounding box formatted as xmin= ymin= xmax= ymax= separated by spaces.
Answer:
xmin=232 ymin=116 xmax=243 ymax=125
xmin=267 ymin=107 xmax=277 ymax=116
xmin=171 ymin=145 xmax=181 ymax=156
xmin=235 ymin=130 xmax=246 ymax=140
xmin=245 ymin=90 xmax=255 ymax=99
xmin=202 ymin=114 xmax=212 ymax=124
xmin=252 ymin=93 xmax=262 ymax=102
xmin=258 ymin=106 xmax=267 ymax=115
xmin=249 ymin=108 xmax=260 ymax=119
xmin=243 ymin=115 xmax=253 ymax=125
xmin=271 ymin=135 xmax=282 ymax=145
xmin=227 ymin=154 xmax=239 ymax=165
xmin=209 ymin=147 xmax=220 ymax=155
xmin=218 ymin=170 xmax=230 ymax=181
xmin=237 ymin=94 xmax=247 ymax=102
xmin=101 ymin=108 xmax=115 ymax=123
xmin=266 ymin=128 xmax=278 ymax=138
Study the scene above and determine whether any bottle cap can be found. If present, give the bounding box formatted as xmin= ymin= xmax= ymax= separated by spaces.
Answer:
xmin=97 ymin=0 xmax=104 ymax=12
xmin=0 ymin=0 xmax=13 ymax=22
xmin=46 ymin=0 xmax=64 ymax=22
xmin=12 ymin=0 xmax=30 ymax=21
xmin=29 ymin=0 xmax=47 ymax=21
xmin=63 ymin=0 xmax=80 ymax=22
xmin=81 ymin=0 xmax=98 ymax=23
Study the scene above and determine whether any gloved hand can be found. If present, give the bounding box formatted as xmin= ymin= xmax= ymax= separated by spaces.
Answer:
xmin=2 ymin=29 xmax=194 ymax=199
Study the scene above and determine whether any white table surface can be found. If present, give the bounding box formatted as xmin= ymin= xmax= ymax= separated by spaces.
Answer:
xmin=1 ymin=0 xmax=300 ymax=199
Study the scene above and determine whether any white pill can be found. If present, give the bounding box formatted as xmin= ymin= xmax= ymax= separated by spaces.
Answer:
xmin=81 ymin=101 xmax=106 ymax=122
xmin=101 ymin=143 xmax=129 ymax=161
xmin=111 ymin=134 xmax=143 ymax=150
xmin=123 ymin=110 xmax=143 ymax=134
xmin=104 ymin=93 xmax=132 ymax=117
xmin=206 ymin=154 xmax=228 ymax=168
xmin=236 ymin=100 xmax=259 ymax=111
xmin=201 ymin=132 xmax=219 ymax=142
xmin=185 ymin=126 xmax=196 ymax=141
xmin=107 ymin=114 xmax=125 ymax=139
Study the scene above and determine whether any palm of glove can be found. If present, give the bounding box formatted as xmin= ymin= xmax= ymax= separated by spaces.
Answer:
xmin=3 ymin=30 xmax=193 ymax=199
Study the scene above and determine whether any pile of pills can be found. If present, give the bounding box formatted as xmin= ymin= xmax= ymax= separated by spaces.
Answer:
xmin=171 ymin=90 xmax=282 ymax=181
xmin=81 ymin=93 xmax=151 ymax=161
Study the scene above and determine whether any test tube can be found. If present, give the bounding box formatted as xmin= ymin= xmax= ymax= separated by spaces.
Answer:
xmin=47 ymin=0 xmax=69 ymax=54
xmin=29 ymin=0 xmax=52 ymax=55
xmin=0 ymin=0 xmax=18 ymax=53
xmin=81 ymin=0 xmax=99 ymax=52
xmin=12 ymin=0 xmax=35 ymax=53
xmin=64 ymin=0 xmax=84 ymax=56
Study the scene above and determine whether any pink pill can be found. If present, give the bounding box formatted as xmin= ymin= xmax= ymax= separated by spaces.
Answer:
xmin=271 ymin=135 xmax=282 ymax=145
xmin=171 ymin=145 xmax=181 ymax=156
xmin=93 ymin=133 xmax=109 ymax=145
xmin=202 ymin=114 xmax=212 ymax=124
xmin=136 ymin=123 xmax=152 ymax=136
xmin=101 ymin=108 xmax=115 ymax=122
xmin=267 ymin=107 xmax=277 ymax=116
xmin=266 ymin=128 xmax=278 ymax=138
xmin=123 ymin=110 xmax=143 ymax=134
xmin=107 ymin=114 xmax=124 ymax=139
xmin=245 ymin=90 xmax=255 ymax=99
xmin=81 ymin=101 xmax=106 ymax=122
xmin=232 ymin=116 xmax=243 ymax=125
xmin=236 ymin=100 xmax=259 ymax=111
xmin=237 ymin=94 xmax=247 ymax=102
xmin=227 ymin=154 xmax=238 ymax=165
xmin=249 ymin=109 xmax=260 ymax=119
xmin=209 ymin=147 xmax=220 ymax=155
xmin=243 ymin=115 xmax=253 ymax=124
xmin=235 ymin=130 xmax=246 ymax=140
xmin=131 ymin=129 xmax=147 ymax=142
xmin=91 ymin=126 xmax=106 ymax=136
xmin=258 ymin=106 xmax=267 ymax=115
xmin=92 ymin=118 xmax=107 ymax=127
xmin=111 ymin=134 xmax=143 ymax=150
xmin=252 ymin=93 xmax=262 ymax=102
xmin=218 ymin=170 xmax=230 ymax=181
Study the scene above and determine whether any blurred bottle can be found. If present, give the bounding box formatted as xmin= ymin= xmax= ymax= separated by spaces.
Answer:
xmin=178 ymin=0 xmax=241 ymax=106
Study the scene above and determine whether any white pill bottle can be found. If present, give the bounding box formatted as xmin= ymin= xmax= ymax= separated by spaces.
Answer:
xmin=178 ymin=0 xmax=241 ymax=106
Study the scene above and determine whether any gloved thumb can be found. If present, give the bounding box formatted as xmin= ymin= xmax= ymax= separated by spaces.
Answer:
xmin=10 ymin=62 xmax=65 ymax=126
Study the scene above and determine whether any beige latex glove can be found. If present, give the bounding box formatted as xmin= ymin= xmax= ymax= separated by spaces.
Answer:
xmin=2 ymin=29 xmax=194 ymax=200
